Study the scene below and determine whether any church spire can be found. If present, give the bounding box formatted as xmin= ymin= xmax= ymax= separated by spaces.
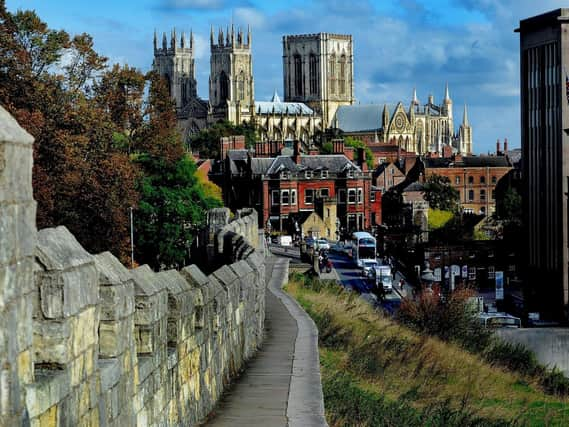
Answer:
xmin=462 ymin=104 xmax=469 ymax=126
xmin=162 ymin=32 xmax=167 ymax=50
xmin=181 ymin=31 xmax=186 ymax=48
xmin=153 ymin=29 xmax=157 ymax=51
xmin=190 ymin=29 xmax=194 ymax=49
xmin=412 ymin=87 xmax=419 ymax=105
xmin=210 ymin=25 xmax=214 ymax=46
xmin=247 ymin=24 xmax=251 ymax=46
xmin=444 ymin=82 xmax=451 ymax=103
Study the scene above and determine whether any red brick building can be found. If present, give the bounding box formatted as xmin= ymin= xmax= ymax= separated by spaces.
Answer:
xmin=419 ymin=154 xmax=512 ymax=216
xmin=214 ymin=141 xmax=382 ymax=238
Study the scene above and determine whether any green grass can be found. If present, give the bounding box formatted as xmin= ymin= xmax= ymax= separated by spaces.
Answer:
xmin=428 ymin=208 xmax=455 ymax=230
xmin=285 ymin=276 xmax=569 ymax=426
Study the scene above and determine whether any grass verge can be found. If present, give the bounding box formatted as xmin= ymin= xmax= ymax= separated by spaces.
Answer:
xmin=285 ymin=273 xmax=569 ymax=426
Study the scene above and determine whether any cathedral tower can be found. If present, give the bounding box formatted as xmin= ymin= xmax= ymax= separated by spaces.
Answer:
xmin=441 ymin=82 xmax=453 ymax=145
xmin=153 ymin=29 xmax=197 ymax=111
xmin=209 ymin=25 xmax=254 ymax=124
xmin=283 ymin=33 xmax=354 ymax=128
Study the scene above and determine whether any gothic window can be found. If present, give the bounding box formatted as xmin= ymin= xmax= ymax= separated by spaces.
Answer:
xmin=237 ymin=71 xmax=245 ymax=101
xmin=309 ymin=54 xmax=318 ymax=95
xmin=181 ymin=82 xmax=187 ymax=105
xmin=329 ymin=54 xmax=336 ymax=94
xmin=165 ymin=74 xmax=171 ymax=97
xmin=339 ymin=55 xmax=346 ymax=95
xmin=294 ymin=55 xmax=303 ymax=97
xmin=219 ymin=71 xmax=229 ymax=102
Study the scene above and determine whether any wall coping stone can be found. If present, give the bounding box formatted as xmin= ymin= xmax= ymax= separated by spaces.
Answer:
xmin=36 ymin=226 xmax=94 ymax=271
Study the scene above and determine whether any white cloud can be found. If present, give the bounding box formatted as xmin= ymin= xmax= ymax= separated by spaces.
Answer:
xmin=234 ymin=7 xmax=266 ymax=30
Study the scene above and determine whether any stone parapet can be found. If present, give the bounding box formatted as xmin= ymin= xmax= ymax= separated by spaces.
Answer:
xmin=0 ymin=106 xmax=266 ymax=426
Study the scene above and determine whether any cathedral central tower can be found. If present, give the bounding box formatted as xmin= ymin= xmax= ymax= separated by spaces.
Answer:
xmin=209 ymin=25 xmax=254 ymax=124
xmin=283 ymin=33 xmax=354 ymax=128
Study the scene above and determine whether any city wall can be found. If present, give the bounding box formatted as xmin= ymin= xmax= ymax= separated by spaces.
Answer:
xmin=0 ymin=106 xmax=266 ymax=426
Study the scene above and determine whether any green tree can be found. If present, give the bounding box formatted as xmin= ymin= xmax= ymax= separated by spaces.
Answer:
xmin=422 ymin=174 xmax=460 ymax=212
xmin=133 ymin=72 xmax=221 ymax=269
xmin=190 ymin=120 xmax=257 ymax=159
xmin=344 ymin=136 xmax=374 ymax=169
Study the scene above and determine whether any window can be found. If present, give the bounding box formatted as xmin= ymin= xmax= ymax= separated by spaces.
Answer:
xmin=339 ymin=55 xmax=346 ymax=95
xmin=492 ymin=190 xmax=496 ymax=200
xmin=305 ymin=189 xmax=314 ymax=204
xmin=329 ymin=54 xmax=336 ymax=94
xmin=468 ymin=266 xmax=476 ymax=280
xmin=294 ymin=55 xmax=303 ymax=96
xmin=455 ymin=176 xmax=460 ymax=185
xmin=280 ymin=171 xmax=289 ymax=179
xmin=338 ymin=189 xmax=346 ymax=204
xmin=319 ymin=188 xmax=329 ymax=198
xmin=480 ymin=207 xmax=486 ymax=215
xmin=468 ymin=190 xmax=474 ymax=201
xmin=357 ymin=188 xmax=363 ymax=203
xmin=488 ymin=266 xmax=495 ymax=279
xmin=309 ymin=54 xmax=318 ymax=95
xmin=281 ymin=190 xmax=290 ymax=205
xmin=219 ymin=71 xmax=228 ymax=101
xmin=348 ymin=188 xmax=357 ymax=204
xmin=480 ymin=189 xmax=486 ymax=201
xmin=464 ymin=208 xmax=474 ymax=214
xmin=370 ymin=191 xmax=376 ymax=202
xmin=272 ymin=190 xmax=280 ymax=205
xmin=305 ymin=170 xmax=313 ymax=179
xmin=237 ymin=71 xmax=245 ymax=100
xmin=291 ymin=189 xmax=297 ymax=205
xmin=468 ymin=176 xmax=474 ymax=185
xmin=492 ymin=176 xmax=497 ymax=184
xmin=347 ymin=169 xmax=354 ymax=178
xmin=321 ymin=170 xmax=328 ymax=179
xmin=480 ymin=176 xmax=486 ymax=184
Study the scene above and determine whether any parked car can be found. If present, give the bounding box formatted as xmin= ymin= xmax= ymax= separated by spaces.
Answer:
xmin=316 ymin=238 xmax=330 ymax=251
xmin=478 ymin=313 xmax=521 ymax=328
xmin=304 ymin=237 xmax=315 ymax=248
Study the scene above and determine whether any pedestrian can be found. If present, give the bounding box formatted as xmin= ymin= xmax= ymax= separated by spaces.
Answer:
xmin=399 ymin=278 xmax=405 ymax=289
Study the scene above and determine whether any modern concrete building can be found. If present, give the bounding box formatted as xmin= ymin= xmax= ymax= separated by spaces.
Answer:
xmin=517 ymin=9 xmax=569 ymax=319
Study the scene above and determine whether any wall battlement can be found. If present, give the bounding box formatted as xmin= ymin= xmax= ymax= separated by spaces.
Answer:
xmin=0 ymin=105 xmax=266 ymax=426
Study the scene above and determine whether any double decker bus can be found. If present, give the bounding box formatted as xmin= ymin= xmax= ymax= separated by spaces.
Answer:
xmin=351 ymin=231 xmax=377 ymax=268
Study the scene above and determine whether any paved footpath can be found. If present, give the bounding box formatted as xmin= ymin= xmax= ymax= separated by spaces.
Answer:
xmin=206 ymin=256 xmax=327 ymax=427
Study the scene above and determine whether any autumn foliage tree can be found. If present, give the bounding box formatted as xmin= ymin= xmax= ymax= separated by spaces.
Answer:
xmin=0 ymin=3 xmax=220 ymax=267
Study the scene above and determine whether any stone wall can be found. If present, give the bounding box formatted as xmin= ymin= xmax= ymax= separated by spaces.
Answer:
xmin=0 ymin=106 xmax=266 ymax=426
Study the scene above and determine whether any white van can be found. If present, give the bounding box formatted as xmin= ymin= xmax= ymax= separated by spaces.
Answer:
xmin=372 ymin=265 xmax=393 ymax=293
xmin=278 ymin=235 xmax=292 ymax=246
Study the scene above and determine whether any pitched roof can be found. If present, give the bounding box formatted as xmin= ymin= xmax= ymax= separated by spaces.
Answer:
xmin=403 ymin=182 xmax=424 ymax=192
xmin=334 ymin=104 xmax=384 ymax=132
xmin=255 ymin=92 xmax=314 ymax=115
xmin=251 ymin=154 xmax=361 ymax=176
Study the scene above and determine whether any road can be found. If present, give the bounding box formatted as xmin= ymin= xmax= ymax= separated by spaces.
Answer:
xmin=268 ymin=244 xmax=406 ymax=314
xmin=327 ymin=251 xmax=403 ymax=314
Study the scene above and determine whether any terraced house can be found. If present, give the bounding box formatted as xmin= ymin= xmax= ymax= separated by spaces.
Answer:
xmin=214 ymin=141 xmax=381 ymax=238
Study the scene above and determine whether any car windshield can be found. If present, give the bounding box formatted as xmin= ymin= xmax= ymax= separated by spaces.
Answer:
xmin=364 ymin=261 xmax=377 ymax=267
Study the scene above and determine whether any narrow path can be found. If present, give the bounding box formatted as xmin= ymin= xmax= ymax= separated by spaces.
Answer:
xmin=206 ymin=256 xmax=327 ymax=426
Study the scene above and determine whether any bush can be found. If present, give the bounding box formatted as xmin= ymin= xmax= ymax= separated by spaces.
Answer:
xmin=397 ymin=287 xmax=492 ymax=352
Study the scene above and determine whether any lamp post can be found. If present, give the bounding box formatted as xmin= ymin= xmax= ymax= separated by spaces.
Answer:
xmin=335 ymin=217 xmax=341 ymax=243
xmin=129 ymin=206 xmax=134 ymax=269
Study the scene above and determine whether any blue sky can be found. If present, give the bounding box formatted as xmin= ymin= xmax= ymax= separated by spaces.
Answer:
xmin=6 ymin=0 xmax=568 ymax=153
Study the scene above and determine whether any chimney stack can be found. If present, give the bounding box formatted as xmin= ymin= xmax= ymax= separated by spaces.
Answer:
xmin=357 ymin=147 xmax=368 ymax=172
xmin=293 ymin=140 xmax=301 ymax=164
xmin=496 ymin=139 xmax=501 ymax=155
xmin=504 ymin=138 xmax=508 ymax=154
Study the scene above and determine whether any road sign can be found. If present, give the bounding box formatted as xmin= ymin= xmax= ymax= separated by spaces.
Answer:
xmin=461 ymin=265 xmax=468 ymax=278
xmin=495 ymin=271 xmax=504 ymax=300
xmin=434 ymin=268 xmax=441 ymax=282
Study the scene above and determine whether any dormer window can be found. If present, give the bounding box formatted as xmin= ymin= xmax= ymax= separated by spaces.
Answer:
xmin=280 ymin=171 xmax=289 ymax=179
xmin=305 ymin=170 xmax=313 ymax=179
xmin=321 ymin=170 xmax=328 ymax=179
xmin=347 ymin=169 xmax=354 ymax=178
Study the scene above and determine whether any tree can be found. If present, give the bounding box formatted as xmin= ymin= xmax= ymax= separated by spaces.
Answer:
xmin=190 ymin=120 xmax=257 ymax=159
xmin=133 ymin=72 xmax=221 ymax=269
xmin=422 ymin=174 xmax=459 ymax=212
xmin=344 ymin=136 xmax=374 ymax=169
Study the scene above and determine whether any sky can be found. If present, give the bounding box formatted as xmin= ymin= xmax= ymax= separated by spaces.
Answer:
xmin=5 ymin=0 xmax=569 ymax=154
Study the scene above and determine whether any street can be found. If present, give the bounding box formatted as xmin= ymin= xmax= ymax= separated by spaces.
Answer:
xmin=269 ymin=244 xmax=407 ymax=314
